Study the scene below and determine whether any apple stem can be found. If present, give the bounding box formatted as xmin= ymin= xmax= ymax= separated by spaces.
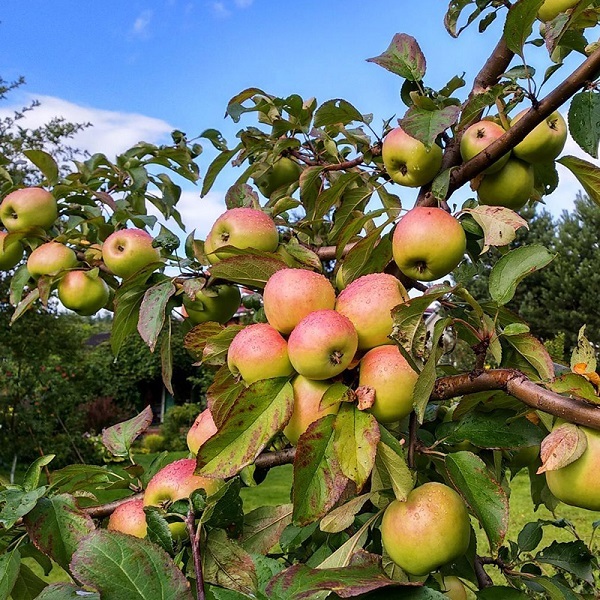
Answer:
xmin=187 ymin=507 xmax=206 ymax=600
xmin=330 ymin=350 xmax=344 ymax=366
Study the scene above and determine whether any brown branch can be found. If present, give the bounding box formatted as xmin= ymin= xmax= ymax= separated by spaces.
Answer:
xmin=254 ymin=447 xmax=296 ymax=469
xmin=289 ymin=145 xmax=381 ymax=172
xmin=474 ymin=555 xmax=494 ymax=588
xmin=74 ymin=251 xmax=113 ymax=274
xmin=84 ymin=492 xmax=144 ymax=519
xmin=187 ymin=508 xmax=205 ymax=600
xmin=407 ymin=412 xmax=418 ymax=469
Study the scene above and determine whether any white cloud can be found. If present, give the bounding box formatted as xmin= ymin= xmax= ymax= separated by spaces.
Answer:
xmin=167 ymin=189 xmax=226 ymax=239
xmin=132 ymin=10 xmax=153 ymax=38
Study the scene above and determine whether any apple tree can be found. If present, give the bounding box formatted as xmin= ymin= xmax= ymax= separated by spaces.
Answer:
xmin=2 ymin=1 xmax=600 ymax=598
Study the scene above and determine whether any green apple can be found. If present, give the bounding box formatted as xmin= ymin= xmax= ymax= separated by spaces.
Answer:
xmin=58 ymin=270 xmax=111 ymax=316
xmin=253 ymin=157 xmax=301 ymax=198
xmin=512 ymin=110 xmax=567 ymax=163
xmin=382 ymin=127 xmax=443 ymax=188
xmin=460 ymin=120 xmax=511 ymax=174
xmin=107 ymin=498 xmax=147 ymax=538
xmin=359 ymin=345 xmax=418 ymax=423
xmin=0 ymin=231 xmax=23 ymax=270
xmin=27 ymin=241 xmax=78 ymax=278
xmin=204 ymin=207 xmax=279 ymax=263
xmin=0 ymin=187 xmax=58 ymax=232
xmin=545 ymin=424 xmax=600 ymax=511
xmin=183 ymin=283 xmax=241 ymax=325
xmin=477 ymin=158 xmax=534 ymax=211
xmin=102 ymin=228 xmax=162 ymax=279
xmin=287 ymin=309 xmax=358 ymax=380
xmin=187 ymin=408 xmax=218 ymax=455
xmin=227 ymin=323 xmax=294 ymax=384
xmin=144 ymin=458 xmax=221 ymax=507
xmin=381 ymin=482 xmax=471 ymax=576
xmin=442 ymin=576 xmax=468 ymax=600
xmin=335 ymin=273 xmax=409 ymax=350
xmin=538 ymin=0 xmax=579 ymax=21
xmin=392 ymin=207 xmax=466 ymax=281
xmin=263 ymin=268 xmax=336 ymax=334
xmin=283 ymin=375 xmax=339 ymax=445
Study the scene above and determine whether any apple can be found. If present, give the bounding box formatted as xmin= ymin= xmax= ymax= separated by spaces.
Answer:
xmin=102 ymin=229 xmax=161 ymax=279
xmin=380 ymin=482 xmax=471 ymax=576
xmin=263 ymin=268 xmax=336 ymax=334
xmin=144 ymin=458 xmax=221 ymax=507
xmin=335 ymin=273 xmax=409 ymax=350
xmin=187 ymin=408 xmax=218 ymax=455
xmin=460 ymin=120 xmax=511 ymax=174
xmin=227 ymin=323 xmax=294 ymax=384
xmin=204 ymin=207 xmax=279 ymax=263
xmin=538 ymin=0 xmax=579 ymax=21
xmin=392 ymin=207 xmax=466 ymax=281
xmin=0 ymin=231 xmax=23 ymax=270
xmin=545 ymin=424 xmax=600 ymax=511
xmin=27 ymin=241 xmax=78 ymax=278
xmin=107 ymin=498 xmax=147 ymax=538
xmin=58 ymin=270 xmax=111 ymax=316
xmin=283 ymin=375 xmax=339 ymax=445
xmin=382 ymin=127 xmax=443 ymax=188
xmin=512 ymin=110 xmax=567 ymax=163
xmin=358 ymin=345 xmax=418 ymax=423
xmin=0 ymin=187 xmax=58 ymax=232
xmin=253 ymin=157 xmax=301 ymax=198
xmin=477 ymin=158 xmax=534 ymax=211
xmin=287 ymin=309 xmax=358 ymax=380
xmin=183 ymin=283 xmax=241 ymax=325
xmin=442 ymin=576 xmax=468 ymax=600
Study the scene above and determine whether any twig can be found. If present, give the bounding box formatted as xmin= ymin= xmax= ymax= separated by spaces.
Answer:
xmin=474 ymin=555 xmax=494 ymax=588
xmin=187 ymin=507 xmax=205 ymax=600
xmin=84 ymin=493 xmax=144 ymax=519
xmin=254 ymin=447 xmax=296 ymax=470
xmin=407 ymin=412 xmax=418 ymax=469
xmin=289 ymin=145 xmax=381 ymax=172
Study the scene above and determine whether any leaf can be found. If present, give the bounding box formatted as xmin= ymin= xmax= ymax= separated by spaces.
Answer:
xmin=537 ymin=423 xmax=588 ymax=474
xmin=444 ymin=0 xmax=480 ymax=38
xmin=33 ymin=583 xmax=101 ymax=599
xmin=10 ymin=562 xmax=47 ymax=600
xmin=207 ymin=365 xmax=246 ymax=427
xmin=503 ymin=0 xmax=545 ymax=57
xmin=547 ymin=372 xmax=599 ymax=404
xmin=535 ymin=540 xmax=595 ymax=584
xmin=568 ymin=91 xmax=600 ymax=159
xmin=293 ymin=414 xmax=348 ymax=526
xmin=336 ymin=229 xmax=393 ymax=287
xmin=505 ymin=333 xmax=555 ymax=381
xmin=144 ymin=507 xmax=174 ymax=554
xmin=280 ymin=240 xmax=323 ymax=272
xmin=23 ymin=149 xmax=59 ymax=185
xmin=137 ymin=280 xmax=176 ymax=352
xmin=320 ymin=494 xmax=375 ymax=534
xmin=102 ymin=406 xmax=153 ymax=458
xmin=203 ymin=324 xmax=245 ymax=367
xmin=333 ymin=404 xmax=380 ymax=491
xmin=445 ymin=451 xmax=509 ymax=552
xmin=241 ymin=504 xmax=293 ymax=554
xmin=462 ymin=206 xmax=528 ymax=253
xmin=184 ymin=321 xmax=224 ymax=362
xmin=375 ymin=443 xmax=415 ymax=502
xmin=400 ymin=106 xmax=460 ymax=149
xmin=22 ymin=455 xmax=55 ymax=492
xmin=225 ymin=182 xmax=258 ymax=209
xmin=196 ymin=378 xmax=294 ymax=478
xmin=0 ymin=488 xmax=47 ymax=529
xmin=201 ymin=146 xmax=239 ymax=197
xmin=209 ymin=254 xmax=288 ymax=288
xmin=557 ymin=155 xmax=600 ymax=208
xmin=24 ymin=494 xmax=95 ymax=571
xmin=71 ymin=530 xmax=193 ymax=600
xmin=314 ymin=99 xmax=365 ymax=127
xmin=160 ymin=318 xmax=174 ymax=395
xmin=110 ymin=284 xmax=147 ymax=356
xmin=488 ymin=244 xmax=556 ymax=305
xmin=476 ymin=588 xmax=529 ymax=600
xmin=200 ymin=478 xmax=244 ymax=533
xmin=10 ymin=287 xmax=40 ymax=325
xmin=570 ymin=325 xmax=597 ymax=374
xmin=367 ymin=33 xmax=426 ymax=81
xmin=0 ymin=548 xmax=19 ymax=600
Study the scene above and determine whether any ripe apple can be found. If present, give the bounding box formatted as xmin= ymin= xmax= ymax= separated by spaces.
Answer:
xmin=107 ymin=498 xmax=147 ymax=538
xmin=58 ymin=270 xmax=111 ymax=316
xmin=287 ymin=309 xmax=358 ymax=380
xmin=183 ymin=283 xmax=241 ymax=325
xmin=263 ymin=268 xmax=336 ymax=334
xmin=0 ymin=231 xmax=23 ymax=270
xmin=460 ymin=120 xmax=511 ymax=174
xmin=27 ymin=241 xmax=78 ymax=278
xmin=359 ymin=345 xmax=418 ymax=423
xmin=538 ymin=0 xmax=579 ymax=21
xmin=187 ymin=408 xmax=218 ymax=455
xmin=442 ymin=576 xmax=468 ymax=600
xmin=283 ymin=375 xmax=339 ymax=445
xmin=381 ymin=482 xmax=471 ymax=576
xmin=512 ymin=110 xmax=567 ymax=163
xmin=477 ymin=158 xmax=534 ymax=211
xmin=102 ymin=229 xmax=162 ymax=279
xmin=335 ymin=273 xmax=409 ymax=350
xmin=253 ymin=157 xmax=301 ymax=198
xmin=144 ymin=458 xmax=221 ymax=507
xmin=545 ymin=424 xmax=600 ymax=511
xmin=227 ymin=323 xmax=294 ymax=384
xmin=204 ymin=207 xmax=279 ymax=263
xmin=392 ymin=207 xmax=466 ymax=281
xmin=382 ymin=127 xmax=443 ymax=188
xmin=0 ymin=187 xmax=58 ymax=232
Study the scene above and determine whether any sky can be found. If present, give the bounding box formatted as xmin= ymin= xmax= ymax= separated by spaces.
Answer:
xmin=0 ymin=1 xmax=597 ymax=240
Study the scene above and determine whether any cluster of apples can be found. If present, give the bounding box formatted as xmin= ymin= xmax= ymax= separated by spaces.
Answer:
xmin=0 ymin=187 xmax=162 ymax=316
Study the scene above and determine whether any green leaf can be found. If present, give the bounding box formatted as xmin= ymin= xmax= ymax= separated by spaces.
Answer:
xmin=0 ymin=487 xmax=47 ymax=529
xmin=462 ymin=206 xmax=528 ymax=253
xmin=9 ymin=263 xmax=30 ymax=306
xmin=200 ymin=128 xmax=228 ymax=151
xmin=320 ymin=494 xmax=375 ymax=534
xmin=24 ymin=494 xmax=95 ymax=571
xmin=137 ymin=280 xmax=176 ymax=352
xmin=444 ymin=0 xmax=480 ymax=38
xmin=201 ymin=146 xmax=240 ymax=197
xmin=102 ymin=406 xmax=153 ymax=458
xmin=314 ymin=99 xmax=365 ymax=127
xmin=71 ymin=530 xmax=193 ymax=600
xmin=144 ymin=507 xmax=174 ymax=554
xmin=0 ymin=548 xmax=19 ymax=600
xmin=33 ymin=583 xmax=101 ymax=599
xmin=11 ymin=563 xmax=47 ymax=600
xmin=280 ymin=239 xmax=323 ymax=272
xmin=445 ymin=452 xmax=509 ymax=552
xmin=241 ymin=504 xmax=293 ymax=554
xmin=22 ymin=455 xmax=55 ymax=492
xmin=196 ymin=378 xmax=294 ymax=478
xmin=206 ymin=365 xmax=246 ymax=427
xmin=503 ymin=0 xmax=545 ymax=57
xmin=568 ymin=91 xmax=600 ymax=159
xmin=183 ymin=321 xmax=224 ymax=362
xmin=535 ymin=540 xmax=595 ymax=584
xmin=557 ymin=155 xmax=600 ymax=208
xmin=476 ymin=588 xmax=529 ymax=599
xmin=571 ymin=325 xmax=597 ymax=373
xmin=367 ymin=33 xmax=426 ymax=81
xmin=111 ymin=284 xmax=147 ymax=356
xmin=375 ymin=443 xmax=415 ymax=502
xmin=505 ymin=333 xmax=555 ymax=381
xmin=23 ymin=149 xmax=59 ymax=185
xmin=202 ymin=324 xmax=245 ymax=367
xmin=161 ymin=318 xmax=174 ymax=395
xmin=209 ymin=254 xmax=288 ymax=288
xmin=292 ymin=414 xmax=348 ymax=526
xmin=400 ymin=106 xmax=460 ymax=149
xmin=201 ymin=478 xmax=244 ymax=533
xmin=225 ymin=182 xmax=259 ymax=209
xmin=488 ymin=245 xmax=556 ymax=305
xmin=547 ymin=372 xmax=599 ymax=404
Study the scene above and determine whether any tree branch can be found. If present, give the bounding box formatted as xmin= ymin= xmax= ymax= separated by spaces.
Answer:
xmin=290 ymin=145 xmax=381 ymax=172
xmin=84 ymin=492 xmax=144 ymax=518
xmin=474 ymin=555 xmax=494 ymax=588
xmin=187 ymin=507 xmax=205 ymax=600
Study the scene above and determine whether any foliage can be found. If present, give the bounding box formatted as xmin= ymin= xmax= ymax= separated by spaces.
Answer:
xmin=142 ymin=434 xmax=166 ymax=453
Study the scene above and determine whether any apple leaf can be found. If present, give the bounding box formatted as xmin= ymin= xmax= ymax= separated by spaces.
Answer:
xmin=225 ymin=182 xmax=259 ymax=209
xmin=503 ymin=0 xmax=544 ymax=58
xmin=202 ymin=146 xmax=240 ymax=197
xmin=313 ymin=171 xmax=362 ymax=220
xmin=102 ymin=405 xmax=153 ymax=458
xmin=33 ymin=583 xmax=101 ymax=599
xmin=476 ymin=588 xmax=529 ymax=600
xmin=458 ymin=84 xmax=505 ymax=129
xmin=184 ymin=321 xmax=224 ymax=362
xmin=367 ymin=33 xmax=426 ymax=82
xmin=208 ymin=254 xmax=288 ymax=289
xmin=293 ymin=414 xmax=348 ymax=526
xmin=547 ymin=372 xmax=599 ymax=404
xmin=160 ymin=318 xmax=174 ymax=395
xmin=400 ymin=106 xmax=460 ymax=149
xmin=535 ymin=541 xmax=595 ymax=585
xmin=445 ymin=451 xmax=509 ymax=552
xmin=568 ymin=92 xmax=600 ymax=159
xmin=320 ymin=493 xmax=375 ymax=534
xmin=505 ymin=333 xmax=555 ymax=382
xmin=462 ymin=206 xmax=528 ymax=253
xmin=320 ymin=382 xmax=355 ymax=411
xmin=314 ymin=99 xmax=365 ymax=127
xmin=241 ymin=504 xmax=293 ymax=554
xmin=9 ymin=263 xmax=30 ymax=306
xmin=11 ymin=562 xmax=47 ymax=599
xmin=280 ymin=239 xmax=323 ymax=272
xmin=444 ymin=0 xmax=482 ymax=38
xmin=137 ymin=280 xmax=176 ymax=352
xmin=570 ymin=325 xmax=597 ymax=374
xmin=207 ymin=365 xmax=246 ymax=427
xmin=202 ymin=324 xmax=245 ymax=367
xmin=488 ymin=244 xmax=556 ymax=305
xmin=23 ymin=149 xmax=59 ymax=185
xmin=196 ymin=377 xmax=294 ymax=478
xmin=111 ymin=284 xmax=147 ymax=356
xmin=538 ymin=423 xmax=588 ymax=474
xmin=374 ymin=442 xmax=415 ymax=503
xmin=71 ymin=530 xmax=193 ymax=600
xmin=329 ymin=187 xmax=375 ymax=239
xmin=0 ymin=548 xmax=19 ymax=599
xmin=0 ymin=488 xmax=47 ymax=529
xmin=10 ymin=287 xmax=40 ymax=325
xmin=557 ymin=155 xmax=600 ymax=208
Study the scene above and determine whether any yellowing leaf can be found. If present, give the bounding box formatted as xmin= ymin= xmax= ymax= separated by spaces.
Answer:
xmin=537 ymin=423 xmax=588 ymax=474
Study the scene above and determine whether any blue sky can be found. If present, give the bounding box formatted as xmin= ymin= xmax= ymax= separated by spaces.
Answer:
xmin=0 ymin=1 xmax=596 ymax=238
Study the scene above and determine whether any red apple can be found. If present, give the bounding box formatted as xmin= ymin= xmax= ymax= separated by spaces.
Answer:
xmin=27 ymin=241 xmax=78 ymax=278
xmin=58 ymin=270 xmax=111 ymax=316
xmin=477 ymin=158 xmax=534 ymax=211
xmin=460 ymin=120 xmax=511 ymax=174
xmin=107 ymin=498 xmax=147 ymax=538
xmin=0 ymin=231 xmax=23 ymax=270
xmin=0 ymin=187 xmax=58 ymax=232
xmin=102 ymin=229 xmax=162 ymax=279
xmin=511 ymin=109 xmax=567 ymax=163
xmin=187 ymin=408 xmax=218 ymax=455
xmin=263 ymin=268 xmax=336 ymax=334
